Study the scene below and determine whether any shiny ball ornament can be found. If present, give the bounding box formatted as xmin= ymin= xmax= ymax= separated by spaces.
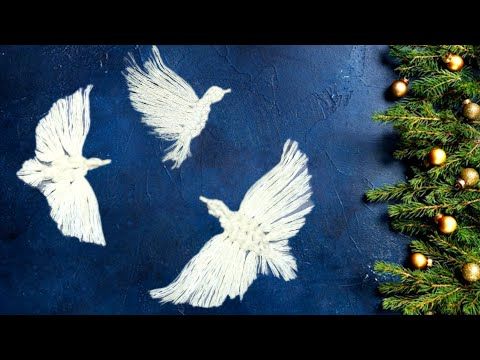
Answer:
xmin=443 ymin=53 xmax=464 ymax=72
xmin=428 ymin=147 xmax=447 ymax=166
xmin=462 ymin=99 xmax=480 ymax=122
xmin=434 ymin=213 xmax=445 ymax=223
xmin=390 ymin=78 xmax=409 ymax=98
xmin=455 ymin=168 xmax=480 ymax=189
xmin=410 ymin=252 xmax=432 ymax=270
xmin=461 ymin=263 xmax=480 ymax=283
xmin=436 ymin=215 xmax=458 ymax=234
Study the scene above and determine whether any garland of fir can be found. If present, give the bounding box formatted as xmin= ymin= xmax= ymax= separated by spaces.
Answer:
xmin=366 ymin=45 xmax=480 ymax=315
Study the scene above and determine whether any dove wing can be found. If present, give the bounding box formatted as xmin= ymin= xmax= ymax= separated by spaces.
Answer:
xmin=35 ymin=85 xmax=92 ymax=162
xmin=124 ymin=46 xmax=201 ymax=168
xmin=150 ymin=234 xmax=258 ymax=308
xmin=42 ymin=177 xmax=106 ymax=246
xmin=239 ymin=139 xmax=314 ymax=280
xmin=124 ymin=46 xmax=199 ymax=139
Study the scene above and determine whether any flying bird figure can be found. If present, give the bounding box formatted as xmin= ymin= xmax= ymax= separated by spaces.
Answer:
xmin=124 ymin=45 xmax=231 ymax=169
xmin=150 ymin=139 xmax=314 ymax=308
xmin=17 ymin=85 xmax=110 ymax=246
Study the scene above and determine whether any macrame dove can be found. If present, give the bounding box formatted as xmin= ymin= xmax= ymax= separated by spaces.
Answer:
xmin=124 ymin=45 xmax=231 ymax=169
xmin=17 ymin=85 xmax=110 ymax=246
xmin=150 ymin=139 xmax=313 ymax=308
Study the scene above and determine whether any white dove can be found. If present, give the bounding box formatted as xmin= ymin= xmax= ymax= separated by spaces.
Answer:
xmin=123 ymin=45 xmax=231 ymax=169
xmin=17 ymin=85 xmax=110 ymax=246
xmin=150 ymin=139 xmax=314 ymax=308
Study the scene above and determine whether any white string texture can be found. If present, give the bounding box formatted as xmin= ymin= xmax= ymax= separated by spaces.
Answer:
xmin=16 ymin=86 xmax=109 ymax=246
xmin=124 ymin=45 xmax=230 ymax=169
xmin=150 ymin=139 xmax=314 ymax=308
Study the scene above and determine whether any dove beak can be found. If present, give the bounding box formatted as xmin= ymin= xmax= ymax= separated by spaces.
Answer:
xmin=102 ymin=159 xmax=112 ymax=166
xmin=87 ymin=158 xmax=111 ymax=170
xmin=94 ymin=159 xmax=111 ymax=169
xmin=199 ymin=196 xmax=211 ymax=204
xmin=223 ymin=88 xmax=232 ymax=94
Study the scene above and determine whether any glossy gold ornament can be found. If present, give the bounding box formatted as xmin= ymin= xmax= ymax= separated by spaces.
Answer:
xmin=434 ymin=213 xmax=444 ymax=223
xmin=462 ymin=99 xmax=480 ymax=122
xmin=461 ymin=263 xmax=480 ymax=283
xmin=443 ymin=53 xmax=464 ymax=72
xmin=428 ymin=147 xmax=447 ymax=166
xmin=455 ymin=168 xmax=480 ymax=189
xmin=410 ymin=252 xmax=432 ymax=270
xmin=436 ymin=214 xmax=457 ymax=234
xmin=390 ymin=78 xmax=409 ymax=98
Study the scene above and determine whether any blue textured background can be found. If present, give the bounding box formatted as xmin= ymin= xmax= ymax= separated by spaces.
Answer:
xmin=0 ymin=45 xmax=408 ymax=314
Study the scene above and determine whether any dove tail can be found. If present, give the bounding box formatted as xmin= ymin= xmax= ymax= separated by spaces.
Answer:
xmin=150 ymin=234 xmax=258 ymax=308
xmin=162 ymin=133 xmax=193 ymax=169
xmin=17 ymin=158 xmax=47 ymax=188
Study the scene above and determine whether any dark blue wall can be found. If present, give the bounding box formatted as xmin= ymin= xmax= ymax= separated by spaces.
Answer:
xmin=0 ymin=45 xmax=408 ymax=314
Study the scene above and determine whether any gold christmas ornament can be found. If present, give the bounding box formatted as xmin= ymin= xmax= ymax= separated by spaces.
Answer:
xmin=436 ymin=214 xmax=457 ymax=234
xmin=428 ymin=147 xmax=447 ymax=166
xmin=462 ymin=99 xmax=480 ymax=122
xmin=390 ymin=78 xmax=409 ymax=98
xmin=461 ymin=263 xmax=480 ymax=283
xmin=410 ymin=252 xmax=432 ymax=270
xmin=434 ymin=213 xmax=444 ymax=223
xmin=455 ymin=168 xmax=480 ymax=189
xmin=443 ymin=53 xmax=464 ymax=72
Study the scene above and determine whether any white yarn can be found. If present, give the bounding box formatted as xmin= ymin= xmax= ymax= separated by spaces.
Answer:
xmin=150 ymin=139 xmax=314 ymax=308
xmin=17 ymin=86 xmax=110 ymax=246
xmin=123 ymin=46 xmax=231 ymax=169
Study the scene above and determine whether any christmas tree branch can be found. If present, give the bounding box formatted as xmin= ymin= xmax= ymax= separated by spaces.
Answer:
xmin=368 ymin=45 xmax=480 ymax=315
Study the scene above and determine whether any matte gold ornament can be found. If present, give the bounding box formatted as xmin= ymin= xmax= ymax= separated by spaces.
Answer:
xmin=461 ymin=263 xmax=480 ymax=283
xmin=410 ymin=252 xmax=432 ymax=270
xmin=436 ymin=214 xmax=457 ymax=234
xmin=443 ymin=53 xmax=464 ymax=72
xmin=455 ymin=168 xmax=480 ymax=189
xmin=390 ymin=78 xmax=409 ymax=98
xmin=462 ymin=99 xmax=480 ymax=122
xmin=428 ymin=147 xmax=447 ymax=166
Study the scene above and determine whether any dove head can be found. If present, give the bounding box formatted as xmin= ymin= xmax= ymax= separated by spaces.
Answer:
xmin=199 ymin=196 xmax=232 ymax=221
xmin=204 ymin=86 xmax=231 ymax=104
xmin=86 ymin=157 xmax=111 ymax=170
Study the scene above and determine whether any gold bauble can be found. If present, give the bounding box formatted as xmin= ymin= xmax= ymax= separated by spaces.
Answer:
xmin=410 ymin=252 xmax=432 ymax=270
xmin=461 ymin=263 xmax=480 ymax=283
xmin=437 ymin=215 xmax=457 ymax=234
xmin=462 ymin=99 xmax=480 ymax=122
xmin=390 ymin=78 xmax=409 ymax=98
xmin=443 ymin=53 xmax=464 ymax=72
xmin=428 ymin=147 xmax=447 ymax=166
xmin=434 ymin=213 xmax=444 ymax=223
xmin=455 ymin=168 xmax=480 ymax=189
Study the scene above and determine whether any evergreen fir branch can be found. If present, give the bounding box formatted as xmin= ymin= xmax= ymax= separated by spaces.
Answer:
xmin=366 ymin=182 xmax=451 ymax=203
xmin=391 ymin=219 xmax=432 ymax=236
xmin=388 ymin=196 xmax=480 ymax=220
xmin=428 ymin=234 xmax=480 ymax=262
xmin=409 ymin=239 xmax=459 ymax=264
xmin=368 ymin=45 xmax=480 ymax=315
xmin=411 ymin=70 xmax=462 ymax=99
xmin=388 ymin=202 xmax=443 ymax=219
xmin=366 ymin=184 xmax=410 ymax=202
